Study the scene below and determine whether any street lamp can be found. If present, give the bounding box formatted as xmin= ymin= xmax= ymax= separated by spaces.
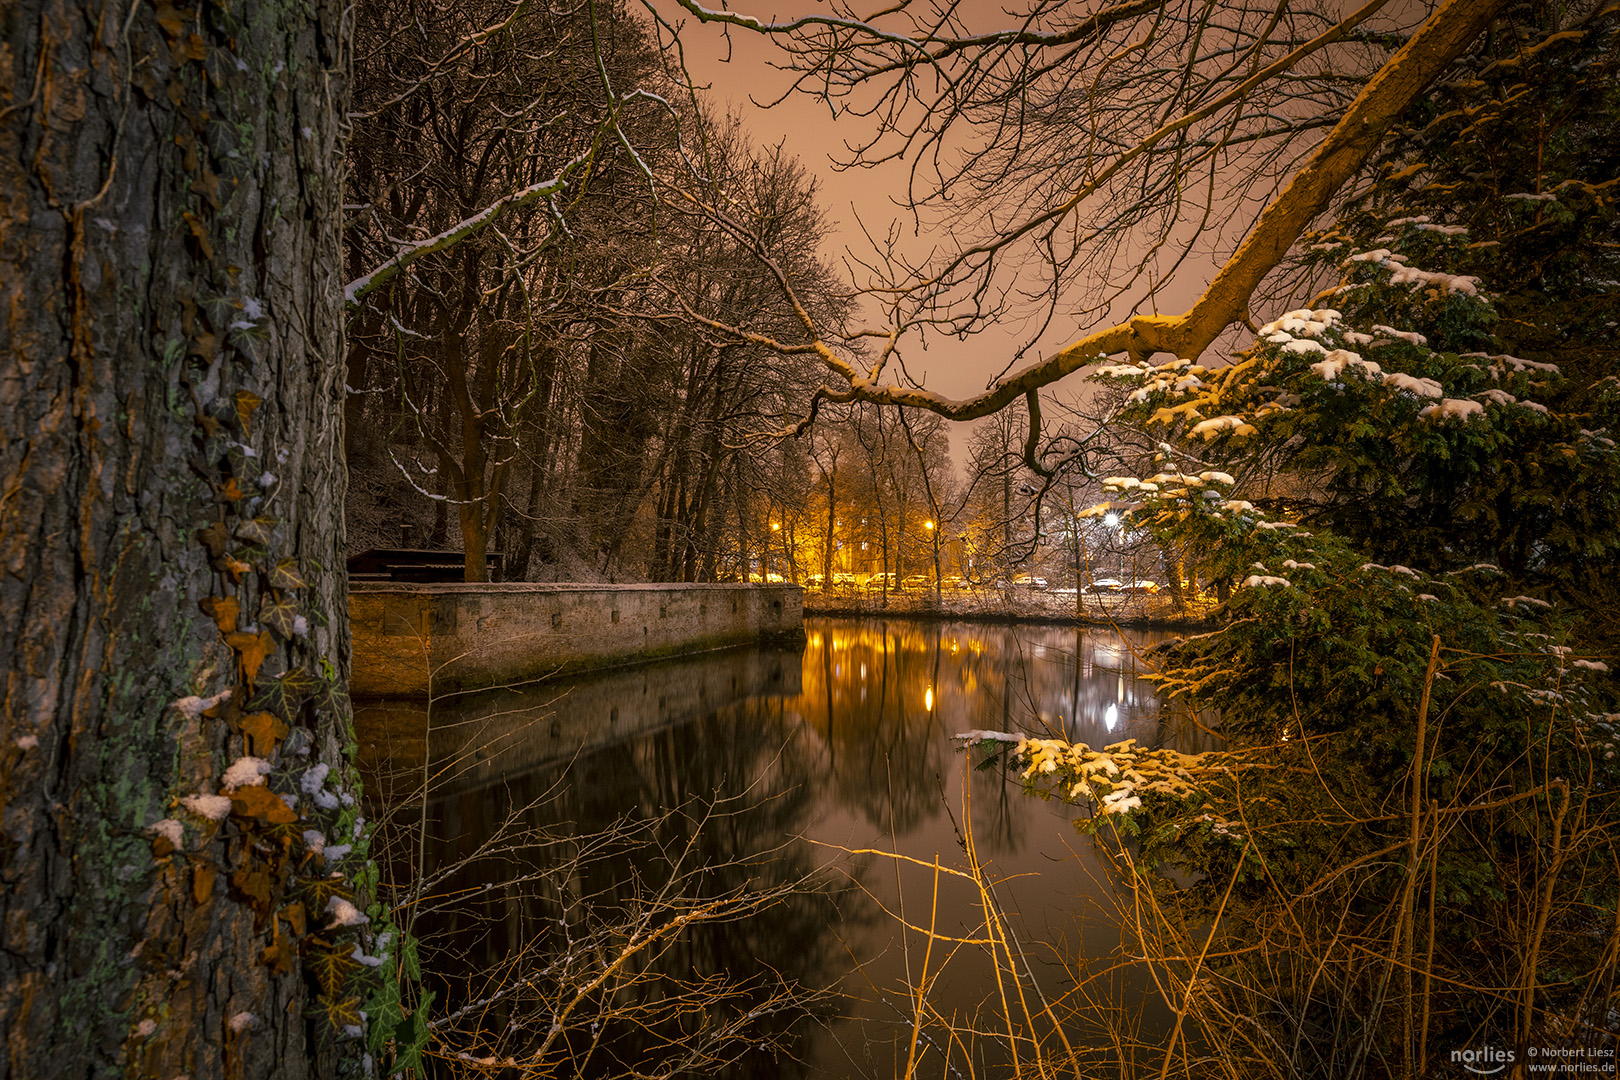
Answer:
xmin=1103 ymin=513 xmax=1124 ymax=586
xmin=923 ymin=519 xmax=939 ymax=595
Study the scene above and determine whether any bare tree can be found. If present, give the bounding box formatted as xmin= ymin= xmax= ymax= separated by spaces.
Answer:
xmin=639 ymin=0 xmax=1507 ymax=452
xmin=346 ymin=0 xmax=675 ymax=581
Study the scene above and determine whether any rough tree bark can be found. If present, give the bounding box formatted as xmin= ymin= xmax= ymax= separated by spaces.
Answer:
xmin=1 ymin=0 xmax=350 ymax=1076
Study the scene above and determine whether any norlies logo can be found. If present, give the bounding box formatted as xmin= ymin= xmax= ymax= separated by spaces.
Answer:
xmin=1453 ymin=1047 xmax=1516 ymax=1075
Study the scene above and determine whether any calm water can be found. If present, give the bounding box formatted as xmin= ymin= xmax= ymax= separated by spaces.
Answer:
xmin=354 ymin=617 xmax=1206 ymax=1077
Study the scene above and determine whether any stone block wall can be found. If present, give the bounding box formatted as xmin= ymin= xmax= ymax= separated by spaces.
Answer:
xmin=349 ymin=582 xmax=804 ymax=696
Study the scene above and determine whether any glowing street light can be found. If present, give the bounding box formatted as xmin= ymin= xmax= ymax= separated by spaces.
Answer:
xmin=1103 ymin=513 xmax=1125 ymax=584
xmin=924 ymin=520 xmax=935 ymax=531
xmin=770 ymin=521 xmax=780 ymax=531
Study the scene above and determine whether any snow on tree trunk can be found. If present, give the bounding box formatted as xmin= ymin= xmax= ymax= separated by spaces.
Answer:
xmin=0 ymin=0 xmax=348 ymax=1075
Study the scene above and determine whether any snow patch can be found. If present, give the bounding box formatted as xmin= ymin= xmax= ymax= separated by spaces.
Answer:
xmin=954 ymin=730 xmax=1027 ymax=745
xmin=221 ymin=756 xmax=272 ymax=792
xmin=1189 ymin=416 xmax=1256 ymax=440
xmin=172 ymin=690 xmax=231 ymax=720
xmin=1384 ymin=373 xmax=1445 ymax=399
xmin=325 ymin=896 xmax=370 ymax=928
xmin=1309 ymin=349 xmax=1381 ymax=381
xmin=1372 ymin=325 xmax=1429 ymax=346
xmin=147 ymin=819 xmax=184 ymax=848
xmin=181 ymin=794 xmax=233 ymax=821
xmin=1419 ymin=398 xmax=1484 ymax=421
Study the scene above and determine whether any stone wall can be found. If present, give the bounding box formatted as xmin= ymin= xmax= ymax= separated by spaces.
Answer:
xmin=349 ymin=582 xmax=804 ymax=696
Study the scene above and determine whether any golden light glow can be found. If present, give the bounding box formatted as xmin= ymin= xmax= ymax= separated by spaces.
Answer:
xmin=770 ymin=522 xmax=780 ymax=531
xmin=924 ymin=686 xmax=934 ymax=711
xmin=924 ymin=520 xmax=935 ymax=530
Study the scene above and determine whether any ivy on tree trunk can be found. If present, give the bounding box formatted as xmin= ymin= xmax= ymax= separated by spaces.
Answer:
xmin=1 ymin=0 xmax=351 ymax=1075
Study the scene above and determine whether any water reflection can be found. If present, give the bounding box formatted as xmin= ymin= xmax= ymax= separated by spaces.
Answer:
xmin=354 ymin=617 xmax=1198 ymax=1078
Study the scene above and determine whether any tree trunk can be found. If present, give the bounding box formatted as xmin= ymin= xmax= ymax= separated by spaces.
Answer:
xmin=1 ymin=1 xmax=350 ymax=1076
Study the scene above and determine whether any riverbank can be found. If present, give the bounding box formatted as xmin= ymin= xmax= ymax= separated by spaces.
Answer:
xmin=802 ymin=587 xmax=1218 ymax=630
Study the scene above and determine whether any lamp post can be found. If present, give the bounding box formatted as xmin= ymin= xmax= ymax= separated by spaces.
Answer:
xmin=1103 ymin=512 xmax=1125 ymax=590
xmin=924 ymin=518 xmax=940 ymax=599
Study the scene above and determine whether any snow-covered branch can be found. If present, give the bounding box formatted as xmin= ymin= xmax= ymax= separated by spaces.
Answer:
xmin=344 ymin=158 xmax=584 ymax=310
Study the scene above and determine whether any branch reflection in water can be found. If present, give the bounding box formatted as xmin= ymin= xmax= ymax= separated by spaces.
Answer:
xmin=353 ymin=616 xmax=1211 ymax=1077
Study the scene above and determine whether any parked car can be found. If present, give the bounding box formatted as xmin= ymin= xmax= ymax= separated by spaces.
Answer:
xmin=1117 ymin=580 xmax=1161 ymax=594
xmin=1082 ymin=578 xmax=1124 ymax=594
xmin=1011 ymin=574 xmax=1049 ymax=589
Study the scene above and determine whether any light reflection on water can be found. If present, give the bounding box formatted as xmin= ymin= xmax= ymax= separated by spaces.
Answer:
xmin=354 ymin=616 xmax=1204 ymax=1078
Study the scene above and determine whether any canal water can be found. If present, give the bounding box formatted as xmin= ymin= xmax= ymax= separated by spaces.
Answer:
xmin=354 ymin=616 xmax=1207 ymax=1077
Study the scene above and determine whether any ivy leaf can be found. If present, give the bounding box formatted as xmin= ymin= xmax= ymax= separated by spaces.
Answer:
xmin=181 ymin=211 xmax=214 ymax=260
xmin=229 ymin=784 xmax=298 ymax=825
xmin=307 ymin=942 xmax=362 ymax=997
xmin=216 ymin=477 xmax=246 ymax=503
xmin=236 ymin=710 xmax=290 ymax=757
xmin=249 ymin=666 xmax=318 ymax=720
xmin=221 ymin=554 xmax=254 ymax=583
xmin=236 ymin=516 xmax=277 ymax=546
xmin=270 ymin=558 xmax=308 ymax=591
xmin=365 ymin=975 xmax=404 ymax=1053
xmin=199 ymin=595 xmax=240 ymax=634
xmin=401 ymin=932 xmax=421 ymax=982
xmin=398 ymin=990 xmax=435 ymax=1072
xmin=282 ymin=901 xmax=307 ymax=938
xmin=310 ymin=677 xmax=349 ymax=719
xmin=154 ymin=0 xmax=184 ymax=39
xmin=230 ymin=864 xmax=273 ymax=914
xmin=193 ymin=864 xmax=217 ymax=904
xmin=234 ymin=390 xmax=263 ymax=434
xmin=197 ymin=519 xmax=230 ymax=559
xmin=188 ymin=166 xmax=220 ymax=208
xmin=296 ymin=875 xmax=351 ymax=916
xmin=260 ymin=925 xmax=297 ymax=975
xmin=259 ymin=590 xmax=301 ymax=639
xmin=224 ymin=628 xmax=275 ymax=689
xmin=310 ymin=992 xmax=363 ymax=1031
